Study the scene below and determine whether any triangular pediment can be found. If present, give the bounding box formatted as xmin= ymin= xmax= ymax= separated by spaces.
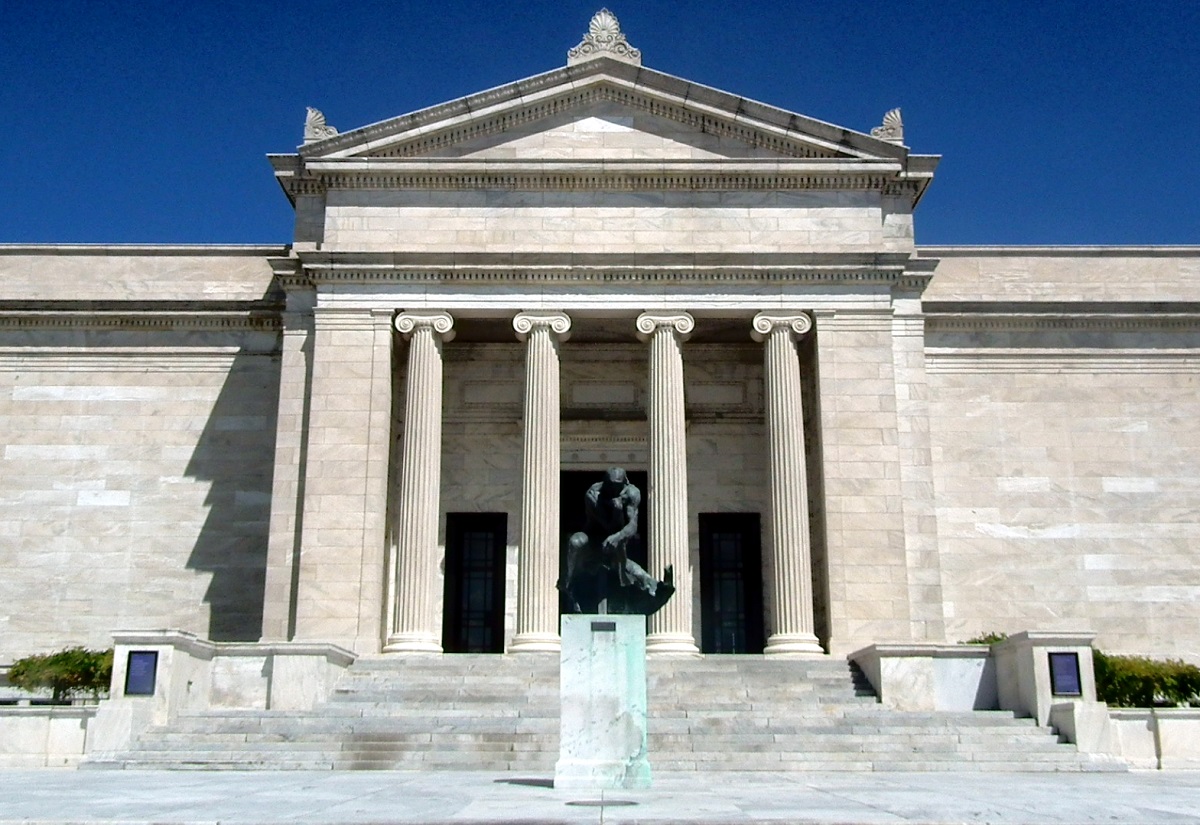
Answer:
xmin=299 ymin=60 xmax=909 ymax=163
xmin=422 ymin=100 xmax=794 ymax=161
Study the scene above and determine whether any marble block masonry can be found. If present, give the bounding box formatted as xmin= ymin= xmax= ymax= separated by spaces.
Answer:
xmin=2 ymin=10 xmax=1200 ymax=752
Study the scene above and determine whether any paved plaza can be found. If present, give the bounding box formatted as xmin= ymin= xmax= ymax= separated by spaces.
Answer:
xmin=1 ymin=769 xmax=1198 ymax=824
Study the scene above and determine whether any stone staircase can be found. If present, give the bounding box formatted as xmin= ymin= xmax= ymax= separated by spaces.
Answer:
xmin=83 ymin=654 xmax=1120 ymax=772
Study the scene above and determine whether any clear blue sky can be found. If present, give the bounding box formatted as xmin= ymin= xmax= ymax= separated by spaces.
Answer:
xmin=3 ymin=1 xmax=1197 ymax=245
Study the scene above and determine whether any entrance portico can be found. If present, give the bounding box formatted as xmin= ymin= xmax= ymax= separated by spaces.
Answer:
xmin=260 ymin=11 xmax=940 ymax=658
xmin=263 ymin=295 xmax=922 ymax=657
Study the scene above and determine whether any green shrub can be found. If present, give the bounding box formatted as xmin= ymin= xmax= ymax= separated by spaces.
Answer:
xmin=7 ymin=647 xmax=113 ymax=703
xmin=1094 ymin=650 xmax=1200 ymax=708
xmin=962 ymin=631 xmax=1009 ymax=645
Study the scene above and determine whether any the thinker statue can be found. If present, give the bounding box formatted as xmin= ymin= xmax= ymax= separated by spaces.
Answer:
xmin=559 ymin=468 xmax=675 ymax=616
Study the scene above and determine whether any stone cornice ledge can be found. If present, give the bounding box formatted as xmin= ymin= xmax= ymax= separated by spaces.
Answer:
xmin=110 ymin=629 xmax=356 ymax=666
xmin=285 ymin=158 xmax=919 ymax=195
xmin=993 ymin=630 xmax=1096 ymax=649
xmin=305 ymin=159 xmax=904 ymax=173
xmin=0 ymin=244 xmax=289 ymax=257
xmin=918 ymin=245 xmax=1200 ymax=258
xmin=849 ymin=643 xmax=992 ymax=660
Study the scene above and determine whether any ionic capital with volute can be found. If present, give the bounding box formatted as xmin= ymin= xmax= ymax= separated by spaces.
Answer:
xmin=395 ymin=310 xmax=456 ymax=341
xmin=512 ymin=311 xmax=572 ymax=342
xmin=751 ymin=312 xmax=812 ymax=342
xmin=635 ymin=312 xmax=695 ymax=341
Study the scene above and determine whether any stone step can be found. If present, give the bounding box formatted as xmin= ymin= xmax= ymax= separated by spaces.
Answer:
xmin=86 ymin=653 xmax=1114 ymax=773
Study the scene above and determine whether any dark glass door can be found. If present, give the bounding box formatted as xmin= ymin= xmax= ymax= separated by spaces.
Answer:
xmin=442 ymin=513 xmax=507 ymax=653
xmin=699 ymin=513 xmax=765 ymax=654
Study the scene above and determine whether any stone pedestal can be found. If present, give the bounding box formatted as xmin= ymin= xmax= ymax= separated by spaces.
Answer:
xmin=555 ymin=614 xmax=651 ymax=790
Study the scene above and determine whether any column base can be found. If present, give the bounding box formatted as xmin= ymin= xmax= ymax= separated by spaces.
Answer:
xmin=382 ymin=632 xmax=442 ymax=654
xmin=764 ymin=633 xmax=825 ymax=656
xmin=508 ymin=632 xmax=560 ymax=653
xmin=646 ymin=633 xmax=700 ymax=655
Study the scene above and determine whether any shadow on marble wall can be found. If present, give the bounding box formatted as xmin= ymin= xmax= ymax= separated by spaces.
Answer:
xmin=184 ymin=346 xmax=281 ymax=641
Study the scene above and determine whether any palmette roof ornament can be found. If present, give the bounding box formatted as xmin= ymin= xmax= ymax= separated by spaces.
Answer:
xmin=871 ymin=108 xmax=904 ymax=144
xmin=568 ymin=9 xmax=642 ymax=66
xmin=303 ymin=107 xmax=338 ymax=144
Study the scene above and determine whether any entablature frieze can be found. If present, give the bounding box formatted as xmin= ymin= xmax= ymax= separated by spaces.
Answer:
xmin=0 ymin=310 xmax=281 ymax=332
xmin=293 ymin=158 xmax=909 ymax=190
xmin=289 ymin=250 xmax=928 ymax=291
xmin=925 ymin=312 xmax=1200 ymax=334
xmin=276 ymin=160 xmax=927 ymax=205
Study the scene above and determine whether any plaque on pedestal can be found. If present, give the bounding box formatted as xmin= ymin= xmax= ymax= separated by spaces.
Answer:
xmin=554 ymin=613 xmax=651 ymax=790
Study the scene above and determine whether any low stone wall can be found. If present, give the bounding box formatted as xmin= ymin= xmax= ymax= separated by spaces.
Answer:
xmin=849 ymin=643 xmax=995 ymax=711
xmin=1106 ymin=709 xmax=1200 ymax=770
xmin=85 ymin=630 xmax=356 ymax=761
xmin=0 ymin=706 xmax=96 ymax=767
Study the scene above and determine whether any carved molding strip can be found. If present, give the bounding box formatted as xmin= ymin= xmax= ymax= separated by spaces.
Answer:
xmin=925 ymin=349 xmax=1200 ymax=374
xmin=926 ymin=313 xmax=1200 ymax=333
xmin=0 ymin=312 xmax=281 ymax=331
xmin=293 ymin=170 xmax=900 ymax=195
xmin=299 ymin=268 xmax=920 ymax=286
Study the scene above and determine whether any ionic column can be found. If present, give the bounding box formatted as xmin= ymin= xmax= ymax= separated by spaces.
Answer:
xmin=510 ymin=311 xmax=572 ymax=653
xmin=384 ymin=311 xmax=455 ymax=653
xmin=636 ymin=312 xmax=698 ymax=654
xmin=752 ymin=312 xmax=823 ymax=655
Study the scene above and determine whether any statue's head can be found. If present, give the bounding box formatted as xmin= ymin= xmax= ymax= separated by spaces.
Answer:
xmin=602 ymin=467 xmax=628 ymax=495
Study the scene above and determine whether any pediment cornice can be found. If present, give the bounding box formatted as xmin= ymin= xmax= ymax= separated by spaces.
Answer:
xmin=272 ymin=156 xmax=931 ymax=202
xmin=299 ymin=61 xmax=904 ymax=162
xmin=273 ymin=59 xmax=938 ymax=204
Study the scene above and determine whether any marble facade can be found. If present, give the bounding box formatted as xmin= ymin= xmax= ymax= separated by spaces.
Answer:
xmin=2 ymin=12 xmax=1199 ymax=671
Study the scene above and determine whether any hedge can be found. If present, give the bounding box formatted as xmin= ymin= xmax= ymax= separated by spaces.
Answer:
xmin=7 ymin=647 xmax=113 ymax=703
xmin=1093 ymin=650 xmax=1200 ymax=708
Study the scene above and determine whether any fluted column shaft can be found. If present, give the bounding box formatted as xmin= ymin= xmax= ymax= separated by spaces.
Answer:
xmin=511 ymin=311 xmax=572 ymax=652
xmin=636 ymin=312 xmax=699 ymax=654
xmin=385 ymin=311 xmax=455 ymax=653
xmin=753 ymin=312 xmax=823 ymax=655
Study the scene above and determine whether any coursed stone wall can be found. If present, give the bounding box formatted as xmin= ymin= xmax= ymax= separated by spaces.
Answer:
xmin=926 ymin=351 xmax=1200 ymax=660
xmin=923 ymin=249 xmax=1200 ymax=662
xmin=0 ymin=339 xmax=280 ymax=662
xmin=0 ymin=250 xmax=283 ymax=663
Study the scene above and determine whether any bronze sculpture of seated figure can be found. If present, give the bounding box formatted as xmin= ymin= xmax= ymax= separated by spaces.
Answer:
xmin=559 ymin=467 xmax=674 ymax=616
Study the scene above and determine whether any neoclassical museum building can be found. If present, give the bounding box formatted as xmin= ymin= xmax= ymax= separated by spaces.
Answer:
xmin=3 ymin=11 xmax=1199 ymax=671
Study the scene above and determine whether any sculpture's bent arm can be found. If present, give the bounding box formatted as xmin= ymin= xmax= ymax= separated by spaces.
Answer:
xmin=612 ymin=486 xmax=641 ymax=543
